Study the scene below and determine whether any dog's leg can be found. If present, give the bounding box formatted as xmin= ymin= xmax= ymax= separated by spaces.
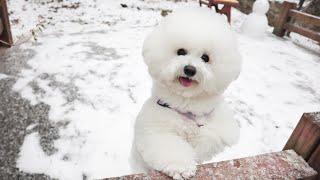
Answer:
xmin=135 ymin=133 xmax=197 ymax=180
xmin=192 ymin=106 xmax=240 ymax=163
xmin=191 ymin=127 xmax=226 ymax=162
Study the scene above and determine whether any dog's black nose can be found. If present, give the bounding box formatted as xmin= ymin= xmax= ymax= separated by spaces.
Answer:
xmin=184 ymin=65 xmax=196 ymax=77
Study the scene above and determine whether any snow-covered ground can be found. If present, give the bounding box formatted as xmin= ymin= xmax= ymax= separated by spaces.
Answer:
xmin=4 ymin=0 xmax=319 ymax=179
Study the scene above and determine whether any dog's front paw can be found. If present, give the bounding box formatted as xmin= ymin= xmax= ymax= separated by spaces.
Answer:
xmin=193 ymin=136 xmax=223 ymax=163
xmin=194 ymin=147 xmax=212 ymax=163
xmin=162 ymin=161 xmax=197 ymax=180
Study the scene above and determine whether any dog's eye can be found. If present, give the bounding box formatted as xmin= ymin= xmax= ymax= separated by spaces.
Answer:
xmin=177 ymin=48 xmax=187 ymax=56
xmin=201 ymin=54 xmax=210 ymax=63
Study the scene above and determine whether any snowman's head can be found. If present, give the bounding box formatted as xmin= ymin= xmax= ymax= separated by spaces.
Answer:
xmin=253 ymin=0 xmax=270 ymax=15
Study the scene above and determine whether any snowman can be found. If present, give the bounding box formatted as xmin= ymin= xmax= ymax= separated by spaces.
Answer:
xmin=241 ymin=0 xmax=270 ymax=38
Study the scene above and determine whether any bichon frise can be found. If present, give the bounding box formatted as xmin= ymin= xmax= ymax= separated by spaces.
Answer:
xmin=131 ymin=8 xmax=241 ymax=180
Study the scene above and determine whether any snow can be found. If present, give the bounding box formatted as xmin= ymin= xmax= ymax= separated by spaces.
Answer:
xmin=0 ymin=73 xmax=9 ymax=80
xmin=6 ymin=0 xmax=320 ymax=179
xmin=241 ymin=14 xmax=269 ymax=38
xmin=253 ymin=0 xmax=270 ymax=14
xmin=241 ymin=0 xmax=269 ymax=38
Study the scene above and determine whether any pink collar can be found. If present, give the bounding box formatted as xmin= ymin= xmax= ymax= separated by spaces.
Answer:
xmin=156 ymin=99 xmax=215 ymax=127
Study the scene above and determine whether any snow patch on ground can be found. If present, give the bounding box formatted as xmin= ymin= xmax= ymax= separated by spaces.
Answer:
xmin=9 ymin=0 xmax=320 ymax=179
xmin=14 ymin=26 xmax=153 ymax=179
xmin=18 ymin=132 xmax=85 ymax=179
xmin=0 ymin=73 xmax=9 ymax=80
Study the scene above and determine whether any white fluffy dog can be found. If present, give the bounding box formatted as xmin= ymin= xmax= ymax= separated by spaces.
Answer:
xmin=131 ymin=8 xmax=241 ymax=179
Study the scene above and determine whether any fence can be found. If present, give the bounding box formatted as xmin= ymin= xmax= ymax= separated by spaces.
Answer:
xmin=0 ymin=0 xmax=13 ymax=47
xmin=273 ymin=1 xmax=320 ymax=43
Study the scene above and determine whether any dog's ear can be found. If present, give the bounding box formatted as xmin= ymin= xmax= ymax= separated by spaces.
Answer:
xmin=141 ymin=28 xmax=166 ymax=78
xmin=142 ymin=26 xmax=169 ymax=65
xmin=142 ymin=30 xmax=156 ymax=65
xmin=141 ymin=33 xmax=152 ymax=65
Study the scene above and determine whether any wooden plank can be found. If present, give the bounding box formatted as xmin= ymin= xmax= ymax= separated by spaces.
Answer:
xmin=273 ymin=1 xmax=297 ymax=37
xmin=199 ymin=0 xmax=210 ymax=6
xmin=289 ymin=9 xmax=320 ymax=27
xmin=0 ymin=0 xmax=13 ymax=47
xmin=200 ymin=0 xmax=238 ymax=7
xmin=283 ymin=112 xmax=320 ymax=160
xmin=285 ymin=23 xmax=320 ymax=43
xmin=308 ymin=145 xmax=320 ymax=180
xmin=104 ymin=150 xmax=317 ymax=180
xmin=283 ymin=114 xmax=309 ymax=152
xmin=212 ymin=0 xmax=239 ymax=7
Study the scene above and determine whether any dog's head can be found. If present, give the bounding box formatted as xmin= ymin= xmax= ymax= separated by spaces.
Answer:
xmin=143 ymin=8 xmax=241 ymax=97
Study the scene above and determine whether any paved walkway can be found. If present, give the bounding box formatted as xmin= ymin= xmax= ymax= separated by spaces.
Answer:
xmin=0 ymin=46 xmax=54 ymax=179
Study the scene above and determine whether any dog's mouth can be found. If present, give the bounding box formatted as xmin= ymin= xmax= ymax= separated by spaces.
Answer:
xmin=178 ymin=76 xmax=197 ymax=87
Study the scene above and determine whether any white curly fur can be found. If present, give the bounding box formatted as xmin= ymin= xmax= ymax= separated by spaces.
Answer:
xmin=131 ymin=8 xmax=242 ymax=179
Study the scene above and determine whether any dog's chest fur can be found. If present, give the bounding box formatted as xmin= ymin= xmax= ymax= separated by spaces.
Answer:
xmin=173 ymin=115 xmax=210 ymax=143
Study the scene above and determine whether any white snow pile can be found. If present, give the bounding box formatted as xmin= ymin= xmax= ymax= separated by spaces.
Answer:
xmin=5 ymin=0 xmax=320 ymax=179
xmin=241 ymin=0 xmax=270 ymax=38
xmin=0 ymin=73 xmax=9 ymax=80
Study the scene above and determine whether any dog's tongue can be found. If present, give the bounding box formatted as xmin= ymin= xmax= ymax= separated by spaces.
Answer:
xmin=179 ymin=77 xmax=193 ymax=87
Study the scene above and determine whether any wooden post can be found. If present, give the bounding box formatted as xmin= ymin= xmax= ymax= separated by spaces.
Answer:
xmin=272 ymin=2 xmax=297 ymax=37
xmin=298 ymin=0 xmax=305 ymax=10
xmin=308 ymin=145 xmax=320 ymax=179
xmin=219 ymin=5 xmax=232 ymax=23
xmin=283 ymin=112 xmax=320 ymax=177
xmin=0 ymin=0 xmax=13 ymax=47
